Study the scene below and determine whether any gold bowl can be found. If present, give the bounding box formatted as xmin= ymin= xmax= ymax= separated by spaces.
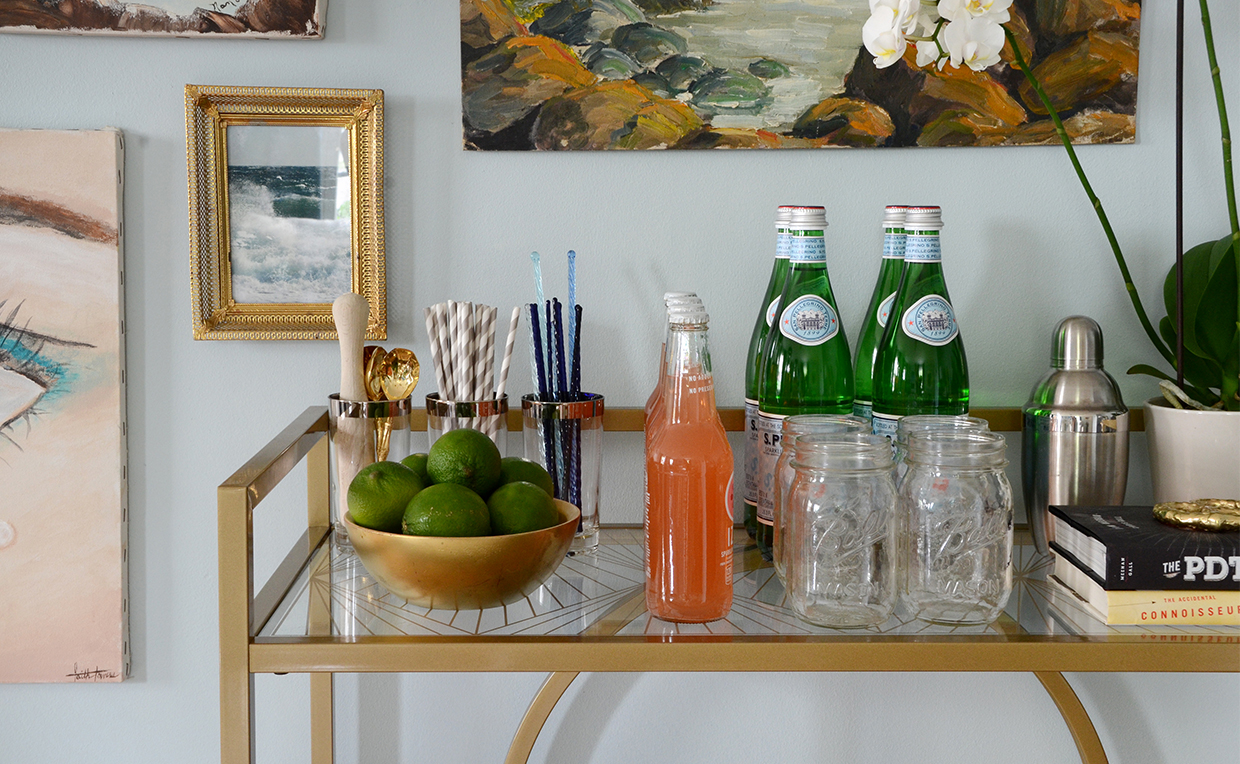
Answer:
xmin=344 ymin=500 xmax=580 ymax=610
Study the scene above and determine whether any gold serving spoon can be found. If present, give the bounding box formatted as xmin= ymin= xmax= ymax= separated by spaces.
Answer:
xmin=379 ymin=348 xmax=420 ymax=401
xmin=363 ymin=345 xmax=388 ymax=401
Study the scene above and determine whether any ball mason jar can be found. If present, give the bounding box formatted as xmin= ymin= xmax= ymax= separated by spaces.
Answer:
xmin=785 ymin=433 xmax=897 ymax=628
xmin=773 ymin=415 xmax=870 ymax=584
xmin=899 ymin=430 xmax=1013 ymax=625
xmin=893 ymin=415 xmax=989 ymax=488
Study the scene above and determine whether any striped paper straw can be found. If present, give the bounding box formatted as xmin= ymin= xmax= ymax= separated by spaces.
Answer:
xmin=496 ymin=305 xmax=520 ymax=401
xmin=424 ymin=307 xmax=448 ymax=396
xmin=436 ymin=301 xmax=454 ymax=400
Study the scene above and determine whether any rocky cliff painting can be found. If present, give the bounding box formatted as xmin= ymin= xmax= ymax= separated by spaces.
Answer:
xmin=461 ymin=0 xmax=1140 ymax=150
xmin=0 ymin=0 xmax=323 ymax=37
xmin=0 ymin=129 xmax=128 ymax=682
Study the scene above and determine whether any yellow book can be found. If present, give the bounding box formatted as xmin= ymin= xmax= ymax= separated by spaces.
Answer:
xmin=1051 ymin=556 xmax=1240 ymax=626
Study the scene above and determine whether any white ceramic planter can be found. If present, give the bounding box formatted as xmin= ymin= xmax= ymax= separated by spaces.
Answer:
xmin=1144 ymin=398 xmax=1240 ymax=502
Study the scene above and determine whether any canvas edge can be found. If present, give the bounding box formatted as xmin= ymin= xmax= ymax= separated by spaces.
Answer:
xmin=0 ymin=0 xmax=326 ymax=39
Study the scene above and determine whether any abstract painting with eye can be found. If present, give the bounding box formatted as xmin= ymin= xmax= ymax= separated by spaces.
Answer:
xmin=0 ymin=128 xmax=128 ymax=684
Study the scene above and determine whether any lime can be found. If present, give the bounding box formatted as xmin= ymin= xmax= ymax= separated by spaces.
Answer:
xmin=402 ymin=483 xmax=492 ymax=537
xmin=487 ymin=481 xmax=561 ymax=535
xmin=400 ymin=452 xmax=431 ymax=485
xmin=426 ymin=428 xmax=503 ymax=497
xmin=497 ymin=457 xmax=555 ymax=497
xmin=347 ymin=461 xmax=424 ymax=533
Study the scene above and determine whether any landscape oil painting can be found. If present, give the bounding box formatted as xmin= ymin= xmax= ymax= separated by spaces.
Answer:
xmin=461 ymin=0 xmax=1140 ymax=150
xmin=0 ymin=0 xmax=324 ymax=37
xmin=0 ymin=128 xmax=128 ymax=683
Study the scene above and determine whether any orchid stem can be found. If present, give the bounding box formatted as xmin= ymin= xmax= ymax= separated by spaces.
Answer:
xmin=1197 ymin=0 xmax=1237 ymax=238
xmin=1004 ymin=27 xmax=1177 ymax=369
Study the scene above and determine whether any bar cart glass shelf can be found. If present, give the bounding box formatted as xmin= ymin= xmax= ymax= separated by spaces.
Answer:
xmin=218 ymin=407 xmax=1238 ymax=764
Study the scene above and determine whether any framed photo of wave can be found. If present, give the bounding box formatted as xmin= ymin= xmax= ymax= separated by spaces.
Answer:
xmin=0 ymin=0 xmax=324 ymax=38
xmin=461 ymin=0 xmax=1140 ymax=150
xmin=186 ymin=85 xmax=386 ymax=340
xmin=0 ymin=128 xmax=128 ymax=683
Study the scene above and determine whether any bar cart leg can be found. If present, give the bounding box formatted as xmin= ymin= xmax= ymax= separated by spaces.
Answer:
xmin=505 ymin=672 xmax=580 ymax=764
xmin=310 ymin=673 xmax=334 ymax=764
xmin=1034 ymin=671 xmax=1108 ymax=764
xmin=219 ymin=484 xmax=256 ymax=764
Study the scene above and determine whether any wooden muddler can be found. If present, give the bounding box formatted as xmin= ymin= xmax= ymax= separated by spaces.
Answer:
xmin=332 ymin=293 xmax=375 ymax=514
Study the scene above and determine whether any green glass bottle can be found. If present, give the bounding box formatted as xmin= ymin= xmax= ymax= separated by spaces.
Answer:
xmin=871 ymin=205 xmax=970 ymax=441
xmin=756 ymin=206 xmax=854 ymax=560
xmin=742 ymin=206 xmax=793 ymax=540
xmin=853 ymin=205 xmax=908 ymax=423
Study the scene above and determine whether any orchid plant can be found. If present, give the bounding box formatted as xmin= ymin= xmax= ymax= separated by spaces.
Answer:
xmin=861 ymin=0 xmax=1239 ymax=412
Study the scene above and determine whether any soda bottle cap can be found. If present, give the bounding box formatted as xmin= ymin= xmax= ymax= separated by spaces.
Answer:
xmin=669 ymin=308 xmax=709 ymax=324
xmin=785 ymin=206 xmax=828 ymax=230
xmin=663 ymin=291 xmax=696 ymax=302
xmin=904 ymin=206 xmax=943 ymax=229
xmin=883 ymin=205 xmax=908 ymax=228
xmin=776 ymin=206 xmax=794 ymax=227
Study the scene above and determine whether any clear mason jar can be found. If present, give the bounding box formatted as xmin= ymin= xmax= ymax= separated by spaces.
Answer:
xmin=773 ymin=415 xmax=870 ymax=584
xmin=899 ymin=430 xmax=1013 ymax=625
xmin=893 ymin=415 xmax=989 ymax=488
xmin=785 ymin=433 xmax=897 ymax=628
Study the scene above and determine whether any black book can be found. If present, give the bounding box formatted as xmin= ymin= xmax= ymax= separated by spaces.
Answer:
xmin=1048 ymin=505 xmax=1240 ymax=591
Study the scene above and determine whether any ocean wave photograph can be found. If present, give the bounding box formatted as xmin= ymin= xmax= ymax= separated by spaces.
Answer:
xmin=227 ymin=165 xmax=352 ymax=304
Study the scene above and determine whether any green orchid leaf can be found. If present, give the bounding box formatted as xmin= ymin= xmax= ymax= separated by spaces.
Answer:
xmin=1194 ymin=239 xmax=1238 ymax=365
xmin=1208 ymin=234 xmax=1235 ymax=275
xmin=1127 ymin=364 xmax=1175 ymax=382
xmin=1157 ymin=317 xmax=1226 ymax=396
xmin=1163 ymin=240 xmax=1216 ymax=360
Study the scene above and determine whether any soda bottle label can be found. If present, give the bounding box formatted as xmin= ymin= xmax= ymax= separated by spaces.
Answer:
xmin=872 ymin=412 xmax=900 ymax=441
xmin=725 ymin=474 xmax=735 ymax=522
xmin=778 ymin=295 xmax=839 ymax=346
xmin=901 ymin=295 xmax=959 ymax=346
xmin=787 ymin=233 xmax=826 ymax=263
xmin=904 ymin=232 xmax=941 ymax=262
xmin=776 ymin=230 xmax=791 ymax=259
xmin=756 ymin=412 xmax=785 ymax=525
xmin=743 ymin=398 xmax=760 ymax=505
xmin=765 ymin=296 xmax=780 ymax=327
xmin=853 ymin=400 xmax=872 ymax=421
xmin=877 ymin=290 xmax=896 ymax=328
xmin=882 ymin=229 xmax=904 ymax=259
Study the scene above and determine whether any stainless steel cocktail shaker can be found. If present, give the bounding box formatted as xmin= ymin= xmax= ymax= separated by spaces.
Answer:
xmin=1022 ymin=316 xmax=1129 ymax=553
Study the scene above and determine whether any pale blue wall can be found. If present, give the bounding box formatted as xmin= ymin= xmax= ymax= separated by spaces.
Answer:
xmin=1 ymin=1 xmax=1237 ymax=761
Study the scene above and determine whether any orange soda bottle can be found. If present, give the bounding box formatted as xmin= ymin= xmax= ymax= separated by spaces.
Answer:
xmin=645 ymin=304 xmax=734 ymax=622
xmin=645 ymin=294 xmax=702 ymax=450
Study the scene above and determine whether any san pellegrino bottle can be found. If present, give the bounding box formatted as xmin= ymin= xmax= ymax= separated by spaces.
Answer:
xmin=742 ymin=206 xmax=794 ymax=540
xmin=645 ymin=305 xmax=734 ymax=622
xmin=871 ymin=205 xmax=970 ymax=440
xmin=756 ymin=206 xmax=854 ymax=561
xmin=853 ymin=205 xmax=908 ymax=422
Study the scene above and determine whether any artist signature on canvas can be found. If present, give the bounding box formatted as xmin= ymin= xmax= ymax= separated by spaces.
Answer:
xmin=67 ymin=663 xmax=120 ymax=682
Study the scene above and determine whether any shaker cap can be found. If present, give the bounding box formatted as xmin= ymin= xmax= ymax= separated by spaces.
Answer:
xmin=786 ymin=206 xmax=828 ymax=230
xmin=1053 ymin=315 xmax=1104 ymax=370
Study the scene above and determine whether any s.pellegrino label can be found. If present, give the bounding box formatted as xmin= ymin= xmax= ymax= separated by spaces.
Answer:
xmin=904 ymin=230 xmax=941 ymax=262
xmin=743 ymin=398 xmax=760 ymax=505
xmin=755 ymin=412 xmax=785 ymax=526
xmin=877 ymin=291 xmax=896 ymax=328
xmin=787 ymin=232 xmax=826 ymax=262
xmin=901 ymin=295 xmax=959 ymax=346
xmin=779 ymin=295 xmax=839 ymax=346
xmin=872 ymin=412 xmax=900 ymax=441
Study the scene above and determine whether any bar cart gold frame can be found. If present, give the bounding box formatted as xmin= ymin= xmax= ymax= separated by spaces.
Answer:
xmin=219 ymin=406 xmax=1228 ymax=764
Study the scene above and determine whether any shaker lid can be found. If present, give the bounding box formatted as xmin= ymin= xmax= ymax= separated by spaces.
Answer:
xmin=1053 ymin=315 xmax=1104 ymax=370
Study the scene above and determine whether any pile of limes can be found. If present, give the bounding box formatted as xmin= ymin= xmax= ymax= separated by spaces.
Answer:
xmin=346 ymin=428 xmax=560 ymax=537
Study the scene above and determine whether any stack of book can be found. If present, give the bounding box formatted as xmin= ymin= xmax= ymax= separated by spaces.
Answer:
xmin=1048 ymin=505 xmax=1240 ymax=625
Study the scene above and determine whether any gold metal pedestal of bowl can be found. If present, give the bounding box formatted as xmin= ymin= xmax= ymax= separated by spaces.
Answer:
xmin=344 ymin=500 xmax=579 ymax=610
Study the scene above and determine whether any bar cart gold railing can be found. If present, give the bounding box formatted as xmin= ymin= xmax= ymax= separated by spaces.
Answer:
xmin=219 ymin=406 xmax=1231 ymax=764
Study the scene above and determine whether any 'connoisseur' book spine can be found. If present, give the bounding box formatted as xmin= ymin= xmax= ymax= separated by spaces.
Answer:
xmin=1051 ymin=556 xmax=1240 ymax=625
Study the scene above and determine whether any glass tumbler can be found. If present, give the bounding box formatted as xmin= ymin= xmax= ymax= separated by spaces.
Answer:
xmin=899 ymin=430 xmax=1013 ymax=625
xmin=522 ymin=393 xmax=604 ymax=555
xmin=328 ymin=394 xmax=414 ymax=545
xmin=785 ymin=433 xmax=897 ymax=628
xmin=425 ymin=393 xmax=508 ymax=456
xmin=772 ymin=415 xmax=870 ymax=584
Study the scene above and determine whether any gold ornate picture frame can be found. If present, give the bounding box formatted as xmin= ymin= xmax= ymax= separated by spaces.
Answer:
xmin=186 ymin=85 xmax=385 ymax=340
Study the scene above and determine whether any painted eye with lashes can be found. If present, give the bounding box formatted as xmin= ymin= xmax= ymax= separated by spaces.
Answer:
xmin=0 ymin=300 xmax=91 ymax=452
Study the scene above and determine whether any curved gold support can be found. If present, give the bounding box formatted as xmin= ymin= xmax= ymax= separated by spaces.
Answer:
xmin=1035 ymin=671 xmax=1109 ymax=764
xmin=505 ymin=671 xmax=580 ymax=764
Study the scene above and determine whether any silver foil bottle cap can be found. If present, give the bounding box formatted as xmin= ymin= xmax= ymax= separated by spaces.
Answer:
xmin=904 ymin=206 xmax=943 ymax=229
xmin=1053 ymin=315 xmax=1103 ymax=370
xmin=883 ymin=205 xmax=908 ymax=228
xmin=786 ymin=206 xmax=828 ymax=230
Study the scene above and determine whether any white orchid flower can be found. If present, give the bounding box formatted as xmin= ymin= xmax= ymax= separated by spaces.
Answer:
xmin=916 ymin=40 xmax=947 ymax=70
xmin=938 ymin=0 xmax=1013 ymax=24
xmin=862 ymin=6 xmax=909 ymax=69
xmin=942 ymin=16 xmax=1006 ymax=70
xmin=869 ymin=0 xmax=921 ymax=34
